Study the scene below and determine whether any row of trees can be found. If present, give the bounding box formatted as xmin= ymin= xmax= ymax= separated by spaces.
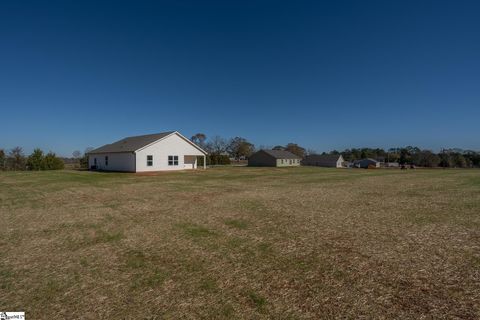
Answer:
xmin=325 ymin=147 xmax=480 ymax=168
xmin=191 ymin=133 xmax=254 ymax=164
xmin=0 ymin=147 xmax=64 ymax=171
xmin=189 ymin=133 xmax=480 ymax=168
xmin=190 ymin=133 xmax=311 ymax=161
xmin=3 ymin=138 xmax=478 ymax=170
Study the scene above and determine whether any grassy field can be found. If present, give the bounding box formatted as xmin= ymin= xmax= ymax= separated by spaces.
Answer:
xmin=0 ymin=167 xmax=479 ymax=319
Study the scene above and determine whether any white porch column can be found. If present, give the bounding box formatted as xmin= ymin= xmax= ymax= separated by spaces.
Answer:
xmin=203 ymin=155 xmax=206 ymax=169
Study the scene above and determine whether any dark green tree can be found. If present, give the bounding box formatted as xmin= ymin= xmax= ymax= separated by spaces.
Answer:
xmin=399 ymin=148 xmax=412 ymax=164
xmin=43 ymin=152 xmax=65 ymax=170
xmin=452 ymin=153 xmax=467 ymax=168
xmin=27 ymin=148 xmax=45 ymax=170
xmin=0 ymin=149 xmax=5 ymax=170
xmin=439 ymin=152 xmax=453 ymax=168
xmin=411 ymin=150 xmax=440 ymax=167
xmin=464 ymin=151 xmax=480 ymax=167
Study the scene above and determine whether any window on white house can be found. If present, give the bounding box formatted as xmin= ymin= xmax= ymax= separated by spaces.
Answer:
xmin=94 ymin=158 xmax=97 ymax=165
xmin=105 ymin=156 xmax=109 ymax=166
xmin=168 ymin=155 xmax=178 ymax=166
xmin=289 ymin=159 xmax=292 ymax=164
xmin=147 ymin=155 xmax=153 ymax=166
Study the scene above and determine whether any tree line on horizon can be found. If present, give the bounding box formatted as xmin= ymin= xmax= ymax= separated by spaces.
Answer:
xmin=190 ymin=133 xmax=310 ymax=165
xmin=189 ymin=133 xmax=480 ymax=168
xmin=0 ymin=147 xmax=64 ymax=171
xmin=2 ymin=136 xmax=479 ymax=170
xmin=189 ymin=134 xmax=480 ymax=168
xmin=324 ymin=147 xmax=480 ymax=168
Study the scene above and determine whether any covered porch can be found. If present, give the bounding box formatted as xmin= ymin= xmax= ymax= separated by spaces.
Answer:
xmin=184 ymin=155 xmax=206 ymax=170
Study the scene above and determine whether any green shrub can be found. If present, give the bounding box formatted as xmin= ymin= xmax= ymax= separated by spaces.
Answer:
xmin=43 ymin=152 xmax=64 ymax=170
xmin=197 ymin=154 xmax=231 ymax=166
xmin=27 ymin=148 xmax=46 ymax=170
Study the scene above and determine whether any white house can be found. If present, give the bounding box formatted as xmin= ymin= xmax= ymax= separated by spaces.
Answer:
xmin=87 ymin=131 xmax=207 ymax=172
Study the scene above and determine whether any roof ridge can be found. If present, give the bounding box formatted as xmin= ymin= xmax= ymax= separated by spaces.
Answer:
xmin=123 ymin=131 xmax=175 ymax=139
xmin=260 ymin=149 xmax=302 ymax=159
xmin=87 ymin=131 xmax=176 ymax=154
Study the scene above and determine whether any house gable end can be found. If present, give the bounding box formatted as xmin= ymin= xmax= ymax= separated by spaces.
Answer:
xmin=134 ymin=131 xmax=207 ymax=155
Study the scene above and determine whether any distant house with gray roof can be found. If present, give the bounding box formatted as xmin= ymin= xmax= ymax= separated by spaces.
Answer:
xmin=302 ymin=154 xmax=345 ymax=168
xmin=248 ymin=150 xmax=301 ymax=167
xmin=353 ymin=158 xmax=380 ymax=169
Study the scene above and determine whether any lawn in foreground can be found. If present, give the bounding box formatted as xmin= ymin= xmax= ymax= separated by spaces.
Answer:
xmin=0 ymin=167 xmax=479 ymax=319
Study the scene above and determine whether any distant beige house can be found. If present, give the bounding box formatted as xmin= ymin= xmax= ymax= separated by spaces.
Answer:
xmin=303 ymin=154 xmax=345 ymax=168
xmin=248 ymin=150 xmax=301 ymax=167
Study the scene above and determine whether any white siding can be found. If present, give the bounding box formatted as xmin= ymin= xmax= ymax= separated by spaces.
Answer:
xmin=135 ymin=133 xmax=205 ymax=172
xmin=88 ymin=153 xmax=135 ymax=172
xmin=336 ymin=155 xmax=345 ymax=168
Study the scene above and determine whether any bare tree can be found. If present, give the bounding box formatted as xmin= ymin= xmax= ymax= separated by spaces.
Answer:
xmin=8 ymin=147 xmax=26 ymax=170
xmin=72 ymin=150 xmax=82 ymax=159
xmin=285 ymin=143 xmax=306 ymax=158
xmin=206 ymin=135 xmax=227 ymax=154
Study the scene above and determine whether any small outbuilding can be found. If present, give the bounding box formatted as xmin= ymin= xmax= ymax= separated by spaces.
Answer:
xmin=248 ymin=150 xmax=301 ymax=167
xmin=87 ymin=131 xmax=207 ymax=172
xmin=353 ymin=158 xmax=380 ymax=169
xmin=302 ymin=154 xmax=345 ymax=168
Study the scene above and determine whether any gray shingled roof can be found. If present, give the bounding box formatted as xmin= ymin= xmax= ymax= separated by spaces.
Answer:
xmin=353 ymin=158 xmax=379 ymax=164
xmin=304 ymin=154 xmax=342 ymax=166
xmin=88 ymin=131 xmax=175 ymax=154
xmin=261 ymin=149 xmax=301 ymax=159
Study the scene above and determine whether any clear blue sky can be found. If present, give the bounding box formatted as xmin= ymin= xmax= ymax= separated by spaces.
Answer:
xmin=1 ymin=0 xmax=479 ymax=156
